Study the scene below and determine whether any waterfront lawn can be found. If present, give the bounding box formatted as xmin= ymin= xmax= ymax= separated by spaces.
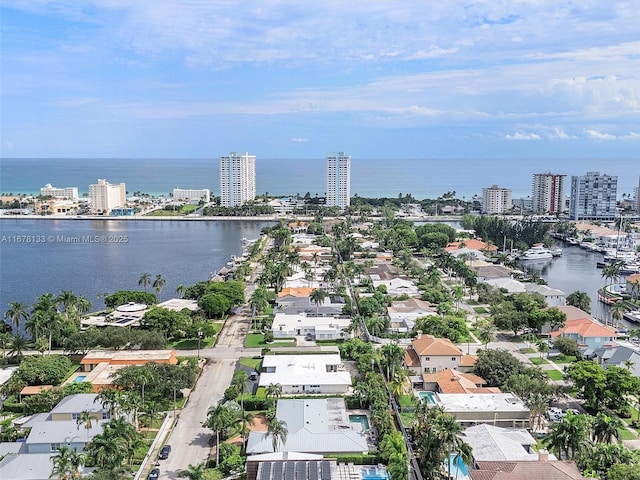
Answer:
xmin=530 ymin=357 xmax=547 ymax=365
xmin=548 ymin=354 xmax=577 ymax=364
xmin=239 ymin=357 xmax=262 ymax=371
xmin=245 ymin=333 xmax=295 ymax=348
xmin=545 ymin=369 xmax=564 ymax=381
xmin=145 ymin=204 xmax=198 ymax=216
xmin=473 ymin=307 xmax=489 ymax=314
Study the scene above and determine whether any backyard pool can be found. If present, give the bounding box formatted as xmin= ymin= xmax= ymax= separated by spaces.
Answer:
xmin=361 ymin=467 xmax=390 ymax=480
xmin=447 ymin=454 xmax=469 ymax=478
xmin=418 ymin=391 xmax=437 ymax=404
xmin=349 ymin=414 xmax=370 ymax=430
xmin=74 ymin=375 xmax=87 ymax=383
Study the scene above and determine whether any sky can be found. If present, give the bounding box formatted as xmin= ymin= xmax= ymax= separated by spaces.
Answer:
xmin=1 ymin=1 xmax=639 ymax=159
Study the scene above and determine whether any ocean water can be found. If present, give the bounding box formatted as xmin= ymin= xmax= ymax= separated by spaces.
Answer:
xmin=1 ymin=158 xmax=638 ymax=200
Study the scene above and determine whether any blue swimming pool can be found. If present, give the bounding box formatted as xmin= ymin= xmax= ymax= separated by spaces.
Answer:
xmin=349 ymin=414 xmax=370 ymax=430
xmin=75 ymin=375 xmax=87 ymax=383
xmin=418 ymin=391 xmax=437 ymax=404
xmin=447 ymin=454 xmax=469 ymax=478
xmin=361 ymin=467 xmax=390 ymax=480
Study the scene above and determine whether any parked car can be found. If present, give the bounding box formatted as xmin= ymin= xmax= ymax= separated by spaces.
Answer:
xmin=159 ymin=445 xmax=171 ymax=460
xmin=249 ymin=371 xmax=259 ymax=381
xmin=149 ymin=468 xmax=160 ymax=479
xmin=305 ymin=333 xmax=313 ymax=341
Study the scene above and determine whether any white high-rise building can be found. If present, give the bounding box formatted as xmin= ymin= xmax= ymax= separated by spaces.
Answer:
xmin=569 ymin=171 xmax=617 ymax=221
xmin=326 ymin=152 xmax=351 ymax=210
xmin=172 ymin=188 xmax=210 ymax=204
xmin=531 ymin=173 xmax=566 ymax=215
xmin=219 ymin=152 xmax=256 ymax=207
xmin=482 ymin=185 xmax=512 ymax=214
xmin=89 ymin=179 xmax=126 ymax=214
xmin=40 ymin=183 xmax=78 ymax=200
xmin=636 ymin=176 xmax=640 ymax=213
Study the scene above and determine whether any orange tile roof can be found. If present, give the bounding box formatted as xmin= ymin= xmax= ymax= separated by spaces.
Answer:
xmin=627 ymin=273 xmax=640 ymax=284
xmin=556 ymin=306 xmax=592 ymax=322
xmin=404 ymin=348 xmax=421 ymax=367
xmin=549 ymin=318 xmax=617 ymax=339
xmin=277 ymin=287 xmax=313 ymax=298
xmin=471 ymin=461 xmax=589 ymax=480
xmin=20 ymin=385 xmax=53 ymax=395
xmin=411 ymin=334 xmax=462 ymax=356
xmin=460 ymin=354 xmax=479 ymax=367
xmin=421 ymin=369 xmax=494 ymax=394
xmin=445 ymin=238 xmax=498 ymax=252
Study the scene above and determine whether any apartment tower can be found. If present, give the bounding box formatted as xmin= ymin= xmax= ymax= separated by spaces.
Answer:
xmin=89 ymin=179 xmax=126 ymax=214
xmin=219 ymin=152 xmax=256 ymax=207
xmin=532 ymin=173 xmax=566 ymax=214
xmin=326 ymin=152 xmax=351 ymax=210
xmin=569 ymin=171 xmax=617 ymax=221
xmin=481 ymin=185 xmax=512 ymax=214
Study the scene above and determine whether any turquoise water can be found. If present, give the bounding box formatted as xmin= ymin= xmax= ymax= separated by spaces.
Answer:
xmin=418 ymin=391 xmax=437 ymax=404
xmin=447 ymin=454 xmax=469 ymax=478
xmin=75 ymin=375 xmax=87 ymax=383
xmin=361 ymin=467 xmax=390 ymax=480
xmin=349 ymin=414 xmax=370 ymax=430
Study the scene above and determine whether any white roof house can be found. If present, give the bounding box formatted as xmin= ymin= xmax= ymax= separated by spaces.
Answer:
xmin=387 ymin=298 xmax=437 ymax=332
xmin=271 ymin=313 xmax=352 ymax=340
xmin=524 ymin=284 xmax=566 ymax=307
xmin=371 ymin=277 xmax=419 ymax=297
xmin=483 ymin=278 xmax=527 ymax=294
xmin=259 ymin=354 xmax=352 ymax=394
xmin=246 ymin=398 xmax=368 ymax=455
xmin=464 ymin=424 xmax=557 ymax=462
xmin=433 ymin=393 xmax=530 ymax=428
xmin=0 ymin=453 xmax=57 ymax=480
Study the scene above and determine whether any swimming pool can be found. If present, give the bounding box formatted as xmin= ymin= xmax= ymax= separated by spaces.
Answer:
xmin=447 ymin=454 xmax=469 ymax=478
xmin=75 ymin=375 xmax=87 ymax=383
xmin=361 ymin=467 xmax=390 ymax=480
xmin=418 ymin=391 xmax=437 ymax=404
xmin=349 ymin=414 xmax=370 ymax=430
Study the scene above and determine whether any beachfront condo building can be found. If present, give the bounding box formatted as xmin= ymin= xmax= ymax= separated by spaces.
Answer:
xmin=569 ymin=171 xmax=618 ymax=221
xmin=532 ymin=173 xmax=566 ymax=215
xmin=172 ymin=188 xmax=211 ymax=204
xmin=219 ymin=152 xmax=256 ymax=207
xmin=40 ymin=183 xmax=79 ymax=200
xmin=481 ymin=185 xmax=512 ymax=214
xmin=326 ymin=152 xmax=351 ymax=210
xmin=89 ymin=179 xmax=126 ymax=214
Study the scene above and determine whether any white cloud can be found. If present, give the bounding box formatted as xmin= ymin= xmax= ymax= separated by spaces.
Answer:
xmin=585 ymin=129 xmax=617 ymax=140
xmin=505 ymin=132 xmax=542 ymax=140
xmin=290 ymin=137 xmax=308 ymax=143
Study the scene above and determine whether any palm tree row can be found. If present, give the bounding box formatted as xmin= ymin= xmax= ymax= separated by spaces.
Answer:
xmin=138 ymin=272 xmax=166 ymax=300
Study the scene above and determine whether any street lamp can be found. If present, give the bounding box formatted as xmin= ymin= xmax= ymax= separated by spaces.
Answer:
xmin=197 ymin=329 xmax=203 ymax=359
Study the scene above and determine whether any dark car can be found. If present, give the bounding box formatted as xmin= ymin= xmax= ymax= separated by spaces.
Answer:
xmin=159 ymin=445 xmax=171 ymax=460
xmin=149 ymin=468 xmax=160 ymax=479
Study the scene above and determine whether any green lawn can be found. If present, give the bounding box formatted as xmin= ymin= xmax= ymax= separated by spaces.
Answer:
xmin=473 ymin=307 xmax=489 ymax=314
xmin=145 ymin=204 xmax=198 ymax=216
xmin=545 ymin=369 xmax=564 ymax=381
xmin=466 ymin=300 xmax=480 ymax=305
xmin=618 ymin=426 xmax=637 ymax=440
xmin=548 ymin=354 xmax=577 ymax=364
xmin=519 ymin=347 xmax=537 ymax=354
xmin=399 ymin=412 xmax=415 ymax=427
xmin=239 ymin=357 xmax=262 ymax=370
xmin=245 ymin=333 xmax=295 ymax=348
xmin=530 ymin=357 xmax=548 ymax=365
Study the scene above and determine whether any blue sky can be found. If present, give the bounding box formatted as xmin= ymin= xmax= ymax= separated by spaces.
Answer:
xmin=1 ymin=1 xmax=639 ymax=158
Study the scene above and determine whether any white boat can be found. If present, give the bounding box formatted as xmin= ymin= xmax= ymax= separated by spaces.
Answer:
xmin=550 ymin=247 xmax=563 ymax=257
xmin=520 ymin=244 xmax=553 ymax=260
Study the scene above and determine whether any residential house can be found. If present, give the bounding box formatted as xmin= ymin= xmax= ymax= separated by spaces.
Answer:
xmin=258 ymin=354 xmax=352 ymax=394
xmin=246 ymin=398 xmax=368 ymax=455
xmin=470 ymin=261 xmax=513 ymax=281
xmin=246 ymin=453 xmax=333 ymax=480
xmin=271 ymin=313 xmax=352 ymax=340
xmin=403 ymin=333 xmax=477 ymax=375
xmin=588 ymin=343 xmax=640 ymax=377
xmin=420 ymin=369 xmax=501 ymax=394
xmin=549 ymin=306 xmax=617 ymax=350
xmin=483 ymin=278 xmax=526 ymax=294
xmin=276 ymin=288 xmax=346 ymax=316
xmin=371 ymin=277 xmax=419 ymax=297
xmin=470 ymin=459 xmax=591 ymax=480
xmin=464 ymin=424 xmax=556 ymax=462
xmin=387 ymin=298 xmax=437 ymax=333
xmin=524 ymin=284 xmax=566 ymax=307
xmin=445 ymin=238 xmax=499 ymax=254
xmin=431 ymin=393 xmax=530 ymax=428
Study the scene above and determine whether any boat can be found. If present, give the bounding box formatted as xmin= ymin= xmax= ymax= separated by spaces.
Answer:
xmin=550 ymin=247 xmax=562 ymax=257
xmin=623 ymin=310 xmax=640 ymax=324
xmin=519 ymin=244 xmax=553 ymax=260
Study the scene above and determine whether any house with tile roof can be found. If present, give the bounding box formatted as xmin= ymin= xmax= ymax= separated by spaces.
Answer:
xmin=420 ymin=369 xmax=500 ymax=394
xmin=445 ymin=238 xmax=498 ymax=253
xmin=549 ymin=307 xmax=617 ymax=350
xmin=403 ymin=333 xmax=477 ymax=374
xmin=387 ymin=298 xmax=437 ymax=333
xmin=470 ymin=459 xmax=592 ymax=480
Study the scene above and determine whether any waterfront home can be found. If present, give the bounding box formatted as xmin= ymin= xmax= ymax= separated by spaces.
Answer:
xmin=464 ymin=424 xmax=556 ymax=462
xmin=469 ymin=261 xmax=513 ymax=281
xmin=445 ymin=238 xmax=498 ymax=253
xmin=549 ymin=306 xmax=617 ymax=350
xmin=483 ymin=277 xmax=526 ymax=294
xmin=246 ymin=398 xmax=368 ymax=455
xmin=470 ymin=458 xmax=590 ymax=480
xmin=387 ymin=298 xmax=438 ymax=333
xmin=524 ymin=284 xmax=567 ymax=307
xmin=627 ymin=273 xmax=640 ymax=298
xmin=270 ymin=312 xmax=352 ymax=341
xmin=449 ymin=247 xmax=488 ymax=262
xmin=588 ymin=343 xmax=640 ymax=377
xmin=420 ymin=369 xmax=500 ymax=394
xmin=431 ymin=393 xmax=530 ymax=428
xmin=403 ymin=333 xmax=477 ymax=375
xmin=276 ymin=288 xmax=346 ymax=316
xmin=258 ymin=354 xmax=352 ymax=394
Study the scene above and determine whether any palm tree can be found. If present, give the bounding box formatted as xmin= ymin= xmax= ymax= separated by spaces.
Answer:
xmin=176 ymin=284 xmax=186 ymax=298
xmin=611 ymin=302 xmax=624 ymax=326
xmin=179 ymin=463 xmax=206 ymax=480
xmin=153 ymin=274 xmax=166 ymax=301
xmin=592 ymin=412 xmax=622 ymax=444
xmin=536 ymin=340 xmax=550 ymax=359
xmin=310 ymin=288 xmax=328 ymax=317
xmin=204 ymin=404 xmax=234 ymax=466
xmin=56 ymin=290 xmax=79 ymax=320
xmin=546 ymin=412 xmax=592 ymax=459
xmin=526 ymin=392 xmax=549 ymax=433
xmin=436 ymin=413 xmax=471 ymax=480
xmin=478 ymin=321 xmax=497 ymax=348
xmin=249 ymin=286 xmax=269 ymax=327
xmin=50 ymin=445 xmax=84 ymax=480
xmin=76 ymin=410 xmax=94 ymax=442
xmin=9 ymin=335 xmax=27 ymax=361
xmin=138 ymin=272 xmax=151 ymax=292
xmin=232 ymin=371 xmax=249 ymax=415
xmin=84 ymin=433 xmax=125 ymax=470
xmin=266 ymin=383 xmax=282 ymax=403
xmin=267 ymin=418 xmax=288 ymax=452
xmin=4 ymin=301 xmax=28 ymax=335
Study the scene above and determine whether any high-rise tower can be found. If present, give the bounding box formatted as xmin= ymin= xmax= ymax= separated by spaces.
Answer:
xmin=326 ymin=152 xmax=351 ymax=210
xmin=532 ymin=173 xmax=566 ymax=214
xmin=569 ymin=171 xmax=617 ymax=221
xmin=219 ymin=152 xmax=256 ymax=207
